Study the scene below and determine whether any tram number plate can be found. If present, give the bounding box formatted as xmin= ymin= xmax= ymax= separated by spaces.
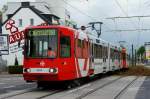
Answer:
xmin=36 ymin=68 xmax=43 ymax=72
xmin=31 ymin=68 xmax=49 ymax=73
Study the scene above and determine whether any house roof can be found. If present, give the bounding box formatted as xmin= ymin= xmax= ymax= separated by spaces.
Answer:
xmin=5 ymin=2 xmax=52 ymax=16
xmin=2 ymin=3 xmax=60 ymax=26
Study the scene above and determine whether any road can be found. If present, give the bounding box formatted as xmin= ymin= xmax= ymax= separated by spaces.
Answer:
xmin=0 ymin=74 xmax=149 ymax=99
xmin=0 ymin=74 xmax=36 ymax=95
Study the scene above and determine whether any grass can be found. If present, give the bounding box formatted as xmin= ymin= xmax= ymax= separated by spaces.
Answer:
xmin=115 ymin=65 xmax=150 ymax=76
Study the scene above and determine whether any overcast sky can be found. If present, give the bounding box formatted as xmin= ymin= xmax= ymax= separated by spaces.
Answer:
xmin=67 ymin=0 xmax=150 ymax=51
xmin=1 ymin=0 xmax=150 ymax=51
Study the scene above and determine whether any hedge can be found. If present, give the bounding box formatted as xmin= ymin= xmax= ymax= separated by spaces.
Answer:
xmin=8 ymin=65 xmax=23 ymax=74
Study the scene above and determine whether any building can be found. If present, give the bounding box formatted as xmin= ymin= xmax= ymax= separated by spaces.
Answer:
xmin=36 ymin=0 xmax=77 ymax=28
xmin=2 ymin=2 xmax=60 ymax=66
xmin=145 ymin=42 xmax=150 ymax=64
xmin=36 ymin=0 xmax=68 ymax=20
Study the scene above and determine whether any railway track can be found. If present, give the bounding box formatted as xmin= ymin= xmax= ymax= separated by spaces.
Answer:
xmin=36 ymin=90 xmax=63 ymax=99
xmin=0 ymin=88 xmax=63 ymax=99
xmin=114 ymin=77 xmax=139 ymax=99
xmin=75 ymin=76 xmax=139 ymax=99
xmin=76 ymin=76 xmax=123 ymax=99
xmin=0 ymin=76 xmax=120 ymax=99
xmin=0 ymin=87 xmax=36 ymax=99
xmin=0 ymin=76 xmax=139 ymax=99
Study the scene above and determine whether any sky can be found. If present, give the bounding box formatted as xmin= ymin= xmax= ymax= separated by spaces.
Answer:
xmin=66 ymin=0 xmax=150 ymax=52
xmin=1 ymin=0 xmax=150 ymax=52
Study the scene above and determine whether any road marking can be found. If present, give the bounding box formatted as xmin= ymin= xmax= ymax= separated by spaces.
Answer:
xmin=3 ymin=86 xmax=15 ymax=89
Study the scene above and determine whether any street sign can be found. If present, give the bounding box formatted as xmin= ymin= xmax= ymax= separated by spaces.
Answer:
xmin=0 ymin=35 xmax=9 ymax=55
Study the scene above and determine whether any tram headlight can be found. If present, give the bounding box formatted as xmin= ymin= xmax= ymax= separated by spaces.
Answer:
xmin=49 ymin=68 xmax=54 ymax=73
xmin=24 ymin=68 xmax=31 ymax=73
xmin=49 ymin=68 xmax=58 ymax=74
xmin=27 ymin=68 xmax=31 ymax=72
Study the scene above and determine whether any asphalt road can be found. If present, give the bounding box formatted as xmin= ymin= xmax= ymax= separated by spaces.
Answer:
xmin=0 ymin=74 xmax=36 ymax=95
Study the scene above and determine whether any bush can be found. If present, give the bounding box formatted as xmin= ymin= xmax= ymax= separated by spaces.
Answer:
xmin=8 ymin=65 xmax=23 ymax=74
xmin=115 ymin=65 xmax=150 ymax=76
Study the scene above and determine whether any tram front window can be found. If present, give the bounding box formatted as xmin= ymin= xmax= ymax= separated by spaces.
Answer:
xmin=26 ymin=29 xmax=57 ymax=58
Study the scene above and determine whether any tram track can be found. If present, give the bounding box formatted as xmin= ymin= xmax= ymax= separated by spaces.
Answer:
xmin=0 ymin=76 xmax=139 ymax=99
xmin=114 ymin=76 xmax=139 ymax=99
xmin=75 ymin=76 xmax=137 ymax=99
xmin=1 ymin=88 xmax=64 ymax=99
xmin=75 ymin=76 xmax=123 ymax=99
xmin=37 ymin=90 xmax=63 ymax=99
xmin=0 ymin=76 xmax=121 ymax=99
xmin=0 ymin=87 xmax=36 ymax=99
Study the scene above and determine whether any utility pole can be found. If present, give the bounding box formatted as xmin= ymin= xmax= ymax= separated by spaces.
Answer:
xmin=132 ymin=44 xmax=134 ymax=66
xmin=135 ymin=49 xmax=137 ymax=66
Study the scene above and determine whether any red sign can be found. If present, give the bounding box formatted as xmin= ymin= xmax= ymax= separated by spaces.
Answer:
xmin=5 ymin=19 xmax=25 ymax=44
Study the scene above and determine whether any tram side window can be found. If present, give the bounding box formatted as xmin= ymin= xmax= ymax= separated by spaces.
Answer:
xmin=118 ymin=52 xmax=121 ymax=62
xmin=94 ymin=44 xmax=97 ymax=58
xmin=78 ymin=39 xmax=82 ymax=48
xmin=94 ymin=44 xmax=101 ymax=58
xmin=99 ymin=45 xmax=102 ymax=58
xmin=102 ymin=46 xmax=105 ymax=58
xmin=122 ymin=53 xmax=126 ymax=60
xmin=105 ymin=47 xmax=108 ymax=58
xmin=97 ymin=45 xmax=101 ymax=58
xmin=60 ymin=36 xmax=71 ymax=57
xmin=111 ymin=48 xmax=114 ymax=61
xmin=77 ymin=39 xmax=84 ymax=58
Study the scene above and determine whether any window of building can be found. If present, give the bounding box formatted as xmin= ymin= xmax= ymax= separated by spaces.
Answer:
xmin=30 ymin=18 xmax=34 ymax=26
xmin=19 ymin=19 xmax=22 ymax=27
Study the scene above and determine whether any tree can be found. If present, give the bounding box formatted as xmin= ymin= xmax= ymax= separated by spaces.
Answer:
xmin=137 ymin=46 xmax=145 ymax=63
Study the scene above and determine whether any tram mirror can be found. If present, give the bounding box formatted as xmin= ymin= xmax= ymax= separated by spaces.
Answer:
xmin=81 ymin=26 xmax=86 ymax=30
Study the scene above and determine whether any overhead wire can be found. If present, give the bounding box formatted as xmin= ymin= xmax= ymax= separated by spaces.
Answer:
xmin=62 ymin=0 xmax=113 ymax=31
xmin=114 ymin=0 xmax=138 ymax=29
xmin=114 ymin=0 xmax=128 ymax=16
xmin=114 ymin=0 xmax=144 ymax=48
xmin=62 ymin=0 xmax=125 ymax=43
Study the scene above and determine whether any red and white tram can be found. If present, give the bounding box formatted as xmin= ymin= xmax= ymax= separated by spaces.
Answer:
xmin=23 ymin=25 xmax=128 ymax=87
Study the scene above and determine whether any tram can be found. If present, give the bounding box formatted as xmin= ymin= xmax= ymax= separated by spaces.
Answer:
xmin=23 ymin=25 xmax=129 ymax=87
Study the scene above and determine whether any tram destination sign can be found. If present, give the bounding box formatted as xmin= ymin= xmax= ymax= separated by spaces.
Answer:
xmin=29 ymin=29 xmax=56 ymax=36
xmin=0 ymin=35 xmax=9 ymax=55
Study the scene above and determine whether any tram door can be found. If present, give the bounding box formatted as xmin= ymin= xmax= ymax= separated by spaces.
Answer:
xmin=89 ymin=40 xmax=95 ymax=70
xmin=102 ymin=46 xmax=107 ymax=72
